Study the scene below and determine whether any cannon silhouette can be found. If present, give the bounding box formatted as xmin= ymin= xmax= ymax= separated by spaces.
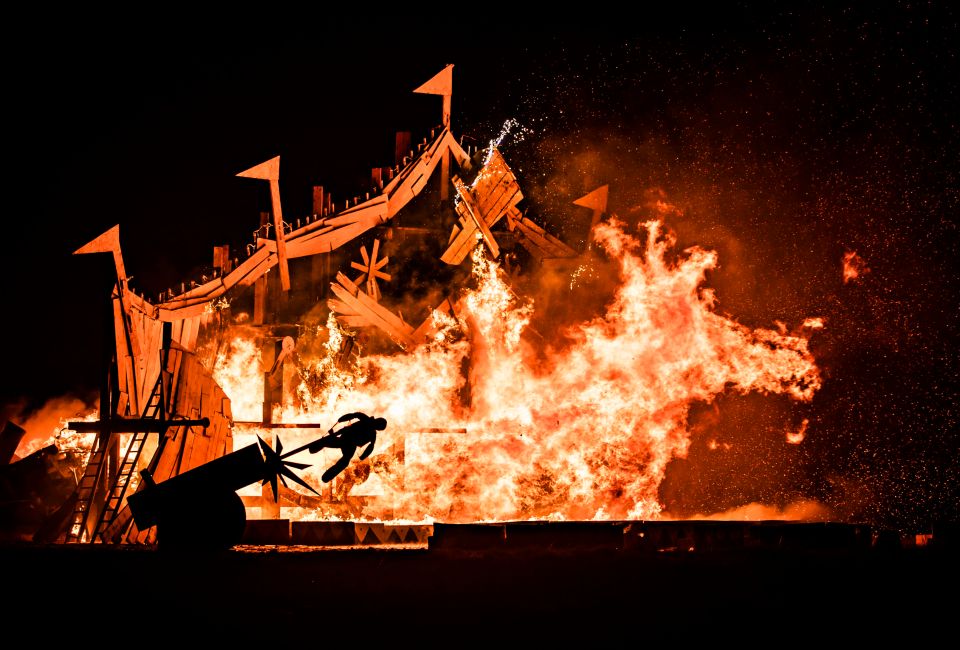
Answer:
xmin=127 ymin=435 xmax=317 ymax=548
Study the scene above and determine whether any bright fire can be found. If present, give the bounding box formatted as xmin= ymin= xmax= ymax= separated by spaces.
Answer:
xmin=786 ymin=418 xmax=809 ymax=445
xmin=842 ymin=250 xmax=869 ymax=284
xmin=215 ymin=219 xmax=822 ymax=522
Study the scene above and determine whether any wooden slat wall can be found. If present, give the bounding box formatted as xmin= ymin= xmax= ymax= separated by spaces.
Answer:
xmin=125 ymin=346 xmax=233 ymax=544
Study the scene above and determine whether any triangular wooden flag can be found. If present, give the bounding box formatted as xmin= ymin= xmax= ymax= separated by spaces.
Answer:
xmin=573 ymin=185 xmax=609 ymax=213
xmin=237 ymin=156 xmax=280 ymax=181
xmin=354 ymin=523 xmax=369 ymax=544
xmin=74 ymin=224 xmax=120 ymax=255
xmin=413 ymin=64 xmax=453 ymax=96
xmin=74 ymin=224 xmax=127 ymax=281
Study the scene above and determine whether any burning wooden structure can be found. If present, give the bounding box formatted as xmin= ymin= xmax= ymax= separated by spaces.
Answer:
xmin=49 ymin=65 xmax=606 ymax=543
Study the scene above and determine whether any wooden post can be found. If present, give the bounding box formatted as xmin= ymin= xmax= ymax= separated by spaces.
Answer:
xmin=440 ymin=92 xmax=452 ymax=202
xmin=413 ymin=65 xmax=453 ymax=202
xmin=260 ymin=339 xmax=281 ymax=519
xmin=253 ymin=212 xmax=270 ymax=325
xmin=311 ymin=254 xmax=325 ymax=298
xmin=268 ymin=181 xmax=290 ymax=291
xmin=312 ymin=185 xmax=325 ymax=216
xmin=213 ymin=245 xmax=232 ymax=274
xmin=395 ymin=131 xmax=411 ymax=167
xmin=310 ymin=184 xmax=329 ymax=293
xmin=237 ymin=156 xmax=290 ymax=291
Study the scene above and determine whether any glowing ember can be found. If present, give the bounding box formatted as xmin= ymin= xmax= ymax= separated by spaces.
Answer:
xmin=786 ymin=418 xmax=809 ymax=445
xmin=217 ymin=219 xmax=821 ymax=522
xmin=842 ymin=250 xmax=869 ymax=284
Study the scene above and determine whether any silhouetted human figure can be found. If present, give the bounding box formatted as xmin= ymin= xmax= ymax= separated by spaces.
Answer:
xmin=307 ymin=412 xmax=387 ymax=482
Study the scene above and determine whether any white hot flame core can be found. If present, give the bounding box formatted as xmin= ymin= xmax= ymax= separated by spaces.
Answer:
xmin=215 ymin=219 xmax=821 ymax=522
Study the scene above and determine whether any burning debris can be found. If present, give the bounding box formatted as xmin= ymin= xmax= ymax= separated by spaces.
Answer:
xmin=0 ymin=422 xmax=79 ymax=542
xmin=842 ymin=250 xmax=869 ymax=284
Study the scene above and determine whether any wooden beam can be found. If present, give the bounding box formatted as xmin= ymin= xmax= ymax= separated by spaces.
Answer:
xmin=507 ymin=205 xmax=578 ymax=260
xmin=394 ymin=131 xmax=411 ymax=167
xmin=442 ymin=176 xmax=500 ymax=263
xmin=237 ymin=156 xmax=291 ymax=292
xmin=413 ymin=65 xmax=453 ymax=202
xmin=312 ymin=186 xmax=325 ymax=215
xmin=441 ymin=149 xmax=521 ymax=265
xmin=329 ymin=273 xmax=416 ymax=349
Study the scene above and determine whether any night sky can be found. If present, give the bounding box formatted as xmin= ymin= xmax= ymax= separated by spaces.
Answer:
xmin=3 ymin=6 xmax=957 ymax=530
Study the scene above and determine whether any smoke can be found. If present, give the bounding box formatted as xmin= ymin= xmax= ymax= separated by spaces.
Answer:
xmin=689 ymin=500 xmax=833 ymax=522
xmin=4 ymin=395 xmax=97 ymax=457
xmin=211 ymin=217 xmax=822 ymax=523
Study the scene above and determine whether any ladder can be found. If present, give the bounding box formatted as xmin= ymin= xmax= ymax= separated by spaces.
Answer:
xmin=91 ymin=377 xmax=165 ymax=542
xmin=64 ymin=375 xmax=165 ymax=543
xmin=63 ymin=432 xmax=109 ymax=543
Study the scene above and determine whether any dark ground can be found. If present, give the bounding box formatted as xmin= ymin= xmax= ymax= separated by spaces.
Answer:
xmin=4 ymin=543 xmax=955 ymax=641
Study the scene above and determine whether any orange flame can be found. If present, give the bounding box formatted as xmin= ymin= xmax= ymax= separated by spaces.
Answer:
xmin=218 ymin=219 xmax=822 ymax=522
xmin=786 ymin=418 xmax=809 ymax=445
xmin=842 ymin=250 xmax=869 ymax=284
xmin=214 ymin=335 xmax=263 ymax=421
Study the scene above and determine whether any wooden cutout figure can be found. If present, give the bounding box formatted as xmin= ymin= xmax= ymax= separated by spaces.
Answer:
xmin=350 ymin=239 xmax=391 ymax=301
xmin=573 ymin=185 xmax=609 ymax=247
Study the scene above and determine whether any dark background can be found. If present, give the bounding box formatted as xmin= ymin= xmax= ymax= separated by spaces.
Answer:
xmin=2 ymin=5 xmax=957 ymax=530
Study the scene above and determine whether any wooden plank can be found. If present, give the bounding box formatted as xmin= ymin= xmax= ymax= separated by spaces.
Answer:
xmin=386 ymin=145 xmax=444 ymax=212
xmin=171 ymin=320 xmax=183 ymax=346
xmin=124 ymin=360 xmax=137 ymax=416
xmin=218 ymin=244 xmax=274 ymax=290
xmin=327 ymin=298 xmax=359 ymax=316
xmin=268 ymin=180 xmax=291 ymax=292
xmin=441 ymin=209 xmax=480 ymax=265
xmin=334 ymin=314 xmax=372 ymax=329
xmin=479 ymin=177 xmax=521 ymax=223
xmin=445 ymin=130 xmax=473 ymax=170
xmin=199 ymin=383 xmax=211 ymax=436
xmin=185 ymin=425 xmax=210 ymax=470
xmin=453 ymin=176 xmax=499 ymax=258
xmin=149 ymin=428 xmax=183 ymax=484
xmin=287 ymin=223 xmax=336 ymax=244
xmin=330 ymin=274 xmax=416 ymax=348
xmin=157 ymin=302 xmax=208 ymax=322
xmin=184 ymin=316 xmax=200 ymax=351
xmin=512 ymin=211 xmax=578 ymax=260
xmin=112 ymin=297 xmax=140 ymax=415
xmin=323 ymin=221 xmax=381 ymax=252
xmin=167 ymin=276 xmax=224 ymax=303
xmin=128 ymin=292 xmax=159 ymax=319
xmin=169 ymin=348 xmax=184 ymax=408
xmin=322 ymin=198 xmax=388 ymax=226
xmin=140 ymin=318 xmax=162 ymax=409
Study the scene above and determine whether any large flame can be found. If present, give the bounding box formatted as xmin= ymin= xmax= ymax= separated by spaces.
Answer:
xmin=215 ymin=219 xmax=821 ymax=522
